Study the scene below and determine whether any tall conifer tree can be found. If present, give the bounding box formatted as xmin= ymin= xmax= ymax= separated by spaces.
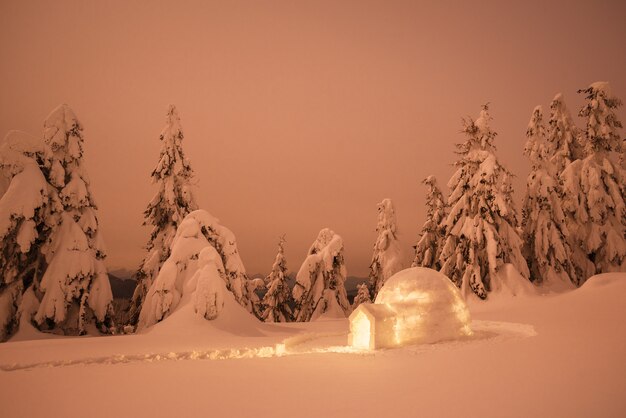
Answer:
xmin=368 ymin=199 xmax=402 ymax=298
xmin=261 ymin=236 xmax=293 ymax=322
xmin=521 ymin=106 xmax=576 ymax=288
xmin=560 ymin=83 xmax=625 ymax=275
xmin=129 ymin=105 xmax=197 ymax=325
xmin=439 ymin=105 xmax=529 ymax=299
xmin=412 ymin=176 xmax=446 ymax=270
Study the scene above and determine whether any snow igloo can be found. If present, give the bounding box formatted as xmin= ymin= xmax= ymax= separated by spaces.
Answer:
xmin=348 ymin=267 xmax=472 ymax=350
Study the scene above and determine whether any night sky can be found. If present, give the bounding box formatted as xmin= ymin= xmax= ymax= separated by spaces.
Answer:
xmin=1 ymin=0 xmax=624 ymax=275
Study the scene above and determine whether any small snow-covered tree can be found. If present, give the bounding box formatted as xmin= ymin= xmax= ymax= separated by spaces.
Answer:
xmin=293 ymin=228 xmax=350 ymax=321
xmin=138 ymin=209 xmax=254 ymax=329
xmin=34 ymin=104 xmax=113 ymax=334
xmin=261 ymin=236 xmax=293 ymax=322
xmin=351 ymin=282 xmax=372 ymax=309
xmin=412 ymin=175 xmax=446 ymax=270
xmin=521 ymin=106 xmax=577 ymax=288
xmin=560 ymin=82 xmax=626 ymax=275
xmin=246 ymin=278 xmax=265 ymax=319
xmin=129 ymin=105 xmax=198 ymax=325
xmin=0 ymin=132 xmax=51 ymax=341
xmin=368 ymin=199 xmax=403 ymax=298
xmin=439 ymin=104 xmax=529 ymax=299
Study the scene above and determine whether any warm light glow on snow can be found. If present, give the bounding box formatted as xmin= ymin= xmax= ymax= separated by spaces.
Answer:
xmin=452 ymin=296 xmax=472 ymax=324
xmin=274 ymin=343 xmax=287 ymax=357
xmin=393 ymin=313 xmax=424 ymax=345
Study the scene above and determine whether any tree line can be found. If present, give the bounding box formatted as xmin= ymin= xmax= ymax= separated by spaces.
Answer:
xmin=0 ymin=82 xmax=623 ymax=340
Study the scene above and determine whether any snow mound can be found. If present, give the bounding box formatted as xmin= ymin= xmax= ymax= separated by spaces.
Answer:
xmin=350 ymin=267 xmax=473 ymax=347
xmin=579 ymin=273 xmax=625 ymax=290
xmin=146 ymin=278 xmax=265 ymax=339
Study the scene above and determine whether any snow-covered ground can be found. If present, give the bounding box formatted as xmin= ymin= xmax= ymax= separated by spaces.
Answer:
xmin=1 ymin=273 xmax=625 ymax=418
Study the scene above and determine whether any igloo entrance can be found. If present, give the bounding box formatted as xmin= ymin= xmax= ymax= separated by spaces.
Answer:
xmin=350 ymin=311 xmax=370 ymax=349
xmin=348 ymin=267 xmax=473 ymax=350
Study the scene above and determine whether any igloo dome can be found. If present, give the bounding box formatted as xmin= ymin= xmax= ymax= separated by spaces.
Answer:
xmin=349 ymin=267 xmax=472 ymax=349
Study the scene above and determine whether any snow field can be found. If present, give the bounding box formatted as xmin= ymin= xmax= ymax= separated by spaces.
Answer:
xmin=0 ymin=273 xmax=624 ymax=418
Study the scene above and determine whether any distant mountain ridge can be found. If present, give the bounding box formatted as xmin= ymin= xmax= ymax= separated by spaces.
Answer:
xmin=108 ymin=270 xmax=367 ymax=303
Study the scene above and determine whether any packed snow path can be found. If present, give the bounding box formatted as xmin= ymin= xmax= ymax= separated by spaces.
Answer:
xmin=0 ymin=320 xmax=535 ymax=372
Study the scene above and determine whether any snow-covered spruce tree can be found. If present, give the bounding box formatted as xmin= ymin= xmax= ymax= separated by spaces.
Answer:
xmin=34 ymin=104 xmax=113 ymax=334
xmin=521 ymin=106 xmax=576 ymax=288
xmin=560 ymin=82 xmax=626 ymax=275
xmin=544 ymin=93 xmax=594 ymax=283
xmin=546 ymin=94 xmax=584 ymax=174
xmin=138 ymin=210 xmax=254 ymax=329
xmin=368 ymin=199 xmax=403 ymax=298
xmin=293 ymin=228 xmax=350 ymax=321
xmin=412 ymin=175 xmax=446 ymax=270
xmin=438 ymin=104 xmax=529 ymax=299
xmin=351 ymin=282 xmax=372 ymax=309
xmin=246 ymin=277 xmax=265 ymax=319
xmin=129 ymin=105 xmax=198 ymax=325
xmin=0 ymin=132 xmax=52 ymax=341
xmin=261 ymin=236 xmax=293 ymax=322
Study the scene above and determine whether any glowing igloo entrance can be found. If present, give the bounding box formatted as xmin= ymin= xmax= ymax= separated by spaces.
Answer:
xmin=348 ymin=267 xmax=472 ymax=349
xmin=348 ymin=304 xmax=396 ymax=350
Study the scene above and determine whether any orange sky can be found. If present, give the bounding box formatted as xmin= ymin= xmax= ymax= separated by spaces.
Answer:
xmin=1 ymin=0 xmax=625 ymax=276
